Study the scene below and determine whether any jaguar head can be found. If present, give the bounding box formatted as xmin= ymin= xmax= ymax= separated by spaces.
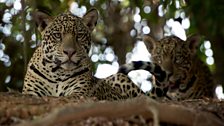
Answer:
xmin=33 ymin=9 xmax=98 ymax=71
xmin=144 ymin=35 xmax=201 ymax=89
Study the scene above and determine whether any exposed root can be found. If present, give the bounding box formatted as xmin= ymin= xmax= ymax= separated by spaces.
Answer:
xmin=16 ymin=96 xmax=223 ymax=126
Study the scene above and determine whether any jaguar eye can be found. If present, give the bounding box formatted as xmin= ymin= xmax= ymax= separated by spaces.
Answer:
xmin=53 ymin=33 xmax=61 ymax=40
xmin=179 ymin=84 xmax=186 ymax=90
xmin=77 ymin=33 xmax=85 ymax=39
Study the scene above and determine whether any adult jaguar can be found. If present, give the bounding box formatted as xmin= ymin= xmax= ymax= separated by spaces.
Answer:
xmin=119 ymin=35 xmax=215 ymax=100
xmin=23 ymin=9 xmax=143 ymax=100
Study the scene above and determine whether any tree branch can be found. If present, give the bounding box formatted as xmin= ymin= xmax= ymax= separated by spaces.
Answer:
xmin=17 ymin=96 xmax=223 ymax=126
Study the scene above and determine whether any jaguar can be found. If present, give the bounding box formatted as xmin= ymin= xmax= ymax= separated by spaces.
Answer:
xmin=119 ymin=35 xmax=215 ymax=100
xmin=23 ymin=9 xmax=143 ymax=100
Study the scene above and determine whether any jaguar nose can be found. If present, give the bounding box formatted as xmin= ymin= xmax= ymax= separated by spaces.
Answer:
xmin=63 ymin=48 xmax=75 ymax=58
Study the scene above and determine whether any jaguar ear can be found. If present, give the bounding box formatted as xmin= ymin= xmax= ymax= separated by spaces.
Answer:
xmin=143 ymin=35 xmax=156 ymax=53
xmin=187 ymin=34 xmax=201 ymax=54
xmin=83 ymin=8 xmax=98 ymax=32
xmin=32 ymin=11 xmax=52 ymax=32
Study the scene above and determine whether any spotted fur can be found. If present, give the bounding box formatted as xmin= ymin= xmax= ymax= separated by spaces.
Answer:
xmin=119 ymin=35 xmax=215 ymax=100
xmin=23 ymin=9 xmax=143 ymax=100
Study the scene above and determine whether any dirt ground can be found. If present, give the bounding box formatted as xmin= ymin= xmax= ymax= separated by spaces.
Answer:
xmin=0 ymin=92 xmax=224 ymax=126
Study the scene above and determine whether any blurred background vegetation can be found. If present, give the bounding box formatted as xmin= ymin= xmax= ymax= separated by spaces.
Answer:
xmin=0 ymin=0 xmax=223 ymax=95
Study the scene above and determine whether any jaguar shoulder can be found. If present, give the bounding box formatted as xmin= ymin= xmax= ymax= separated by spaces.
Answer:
xmin=119 ymin=35 xmax=215 ymax=100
